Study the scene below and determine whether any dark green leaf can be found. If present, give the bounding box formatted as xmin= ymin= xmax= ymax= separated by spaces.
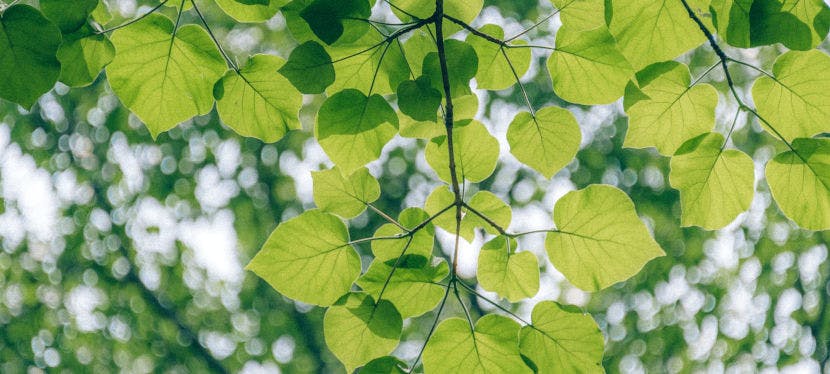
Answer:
xmin=397 ymin=76 xmax=442 ymax=122
xmin=40 ymin=0 xmax=98 ymax=33
xmin=279 ymin=41 xmax=336 ymax=94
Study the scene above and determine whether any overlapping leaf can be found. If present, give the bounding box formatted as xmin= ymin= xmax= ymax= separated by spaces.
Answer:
xmin=466 ymin=24 xmax=530 ymax=91
xmin=312 ymin=167 xmax=380 ymax=219
xmin=357 ymin=257 xmax=449 ymax=318
xmin=477 ymin=236 xmax=539 ymax=302
xmin=425 ymin=186 xmax=511 ymax=242
xmin=423 ymin=315 xmax=532 ymax=373
xmin=624 ymin=61 xmax=718 ymax=155
xmin=214 ymin=54 xmax=302 ymax=142
xmin=371 ymin=208 xmax=436 ymax=261
xmin=324 ymin=293 xmax=402 ymax=372
xmin=519 ymin=301 xmax=604 ymax=373
xmin=425 ymin=120 xmax=499 ymax=183
xmin=107 ymin=14 xmax=226 ymax=138
xmin=752 ymin=50 xmax=830 ymax=141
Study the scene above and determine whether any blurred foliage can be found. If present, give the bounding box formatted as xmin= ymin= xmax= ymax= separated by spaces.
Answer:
xmin=0 ymin=0 xmax=829 ymax=373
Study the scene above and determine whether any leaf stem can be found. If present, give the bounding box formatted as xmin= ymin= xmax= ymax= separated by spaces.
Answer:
xmin=367 ymin=203 xmax=408 ymax=231
xmin=190 ymin=0 xmax=238 ymax=71
xmin=407 ymin=278 xmax=453 ymax=373
xmin=97 ymin=0 xmax=170 ymax=34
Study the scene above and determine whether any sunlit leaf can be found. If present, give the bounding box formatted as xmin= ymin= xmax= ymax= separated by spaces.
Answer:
xmin=312 ymin=167 xmax=380 ymax=219
xmin=545 ymin=185 xmax=664 ymax=291
xmin=214 ymin=54 xmax=302 ymax=142
xmin=477 ymin=236 xmax=539 ymax=302
xmin=466 ymin=24 xmax=530 ymax=91
xmin=669 ymin=133 xmax=755 ymax=230
xmin=752 ymin=50 xmax=830 ymax=141
xmin=766 ymin=138 xmax=830 ymax=230
xmin=519 ymin=301 xmax=604 ymax=373
xmin=423 ymin=315 xmax=532 ymax=373
xmin=316 ymin=89 xmax=398 ymax=174
xmin=425 ymin=120 xmax=499 ymax=183
xmin=371 ymin=208 xmax=436 ymax=262
xmin=507 ymin=106 xmax=581 ymax=178
xmin=357 ymin=257 xmax=449 ymax=318
xmin=107 ymin=14 xmax=226 ymax=138
xmin=324 ymin=293 xmax=402 ymax=372
xmin=215 ymin=0 xmax=285 ymax=23
xmin=246 ymin=210 xmax=361 ymax=306
xmin=57 ymin=25 xmax=115 ymax=87
xmin=624 ymin=61 xmax=718 ymax=155
xmin=547 ymin=25 xmax=633 ymax=105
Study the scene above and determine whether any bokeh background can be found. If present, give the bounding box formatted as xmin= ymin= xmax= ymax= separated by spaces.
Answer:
xmin=1 ymin=0 xmax=829 ymax=372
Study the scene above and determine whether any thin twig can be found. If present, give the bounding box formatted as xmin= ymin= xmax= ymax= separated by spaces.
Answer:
xmin=97 ymin=0 xmax=170 ymax=34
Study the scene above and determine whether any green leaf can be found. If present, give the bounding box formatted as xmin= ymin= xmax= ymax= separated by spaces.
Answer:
xmin=56 ymin=25 xmax=115 ymax=88
xmin=608 ymin=0 xmax=705 ymax=70
xmin=357 ymin=257 xmax=449 ymax=318
xmin=399 ymin=94 xmax=478 ymax=139
xmin=325 ymin=30 xmax=408 ymax=95
xmin=397 ymin=76 xmax=442 ymax=122
xmin=669 ymin=133 xmax=755 ymax=230
xmin=425 ymin=187 xmax=510 ymax=242
xmin=0 ymin=5 xmax=62 ymax=109
xmin=624 ymin=61 xmax=718 ymax=155
xmin=312 ymin=167 xmax=380 ymax=219
xmin=466 ymin=24 xmax=530 ymax=91
xmin=545 ymin=185 xmax=664 ymax=291
xmin=425 ymin=120 xmax=499 ymax=183
xmin=246 ymin=210 xmax=361 ymax=306
xmin=324 ymin=293 xmax=402 ymax=372
xmin=215 ymin=0 xmax=283 ymax=22
xmin=477 ymin=236 xmax=539 ymax=302
xmin=423 ymin=315 xmax=532 ymax=373
xmin=316 ymin=89 xmax=398 ymax=174
xmin=751 ymin=50 xmax=830 ymax=142
xmin=300 ymin=0 xmax=370 ymax=45
xmin=422 ymin=40 xmax=478 ymax=98
xmin=552 ymin=0 xmax=606 ymax=31
xmin=519 ymin=301 xmax=604 ymax=373
xmin=710 ymin=0 xmax=754 ymax=47
xmin=361 ymin=356 xmax=408 ymax=373
xmin=507 ymin=106 xmax=581 ymax=178
xmin=279 ymin=41 xmax=335 ymax=94
xmin=766 ymin=138 xmax=830 ymax=230
xmin=371 ymin=208 xmax=435 ymax=261
xmin=746 ymin=0 xmax=830 ymax=50
xmin=107 ymin=14 xmax=226 ymax=138
xmin=214 ymin=54 xmax=301 ymax=142
xmin=40 ymin=0 xmax=97 ymax=33
xmin=547 ymin=26 xmax=633 ymax=105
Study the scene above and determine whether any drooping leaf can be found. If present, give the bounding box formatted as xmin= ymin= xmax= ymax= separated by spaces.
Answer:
xmin=422 ymin=39 xmax=478 ymax=98
xmin=547 ymin=26 xmax=633 ymax=105
xmin=361 ymin=356 xmax=408 ymax=373
xmin=425 ymin=187 xmax=510 ymax=242
xmin=0 ymin=5 xmax=62 ymax=109
xmin=545 ymin=185 xmax=664 ymax=291
xmin=466 ymin=24 xmax=530 ymax=91
xmin=357 ymin=257 xmax=449 ymax=318
xmin=371 ymin=208 xmax=436 ymax=261
xmin=477 ymin=236 xmax=539 ymax=302
xmin=519 ymin=301 xmax=604 ymax=373
xmin=107 ymin=14 xmax=226 ymax=138
xmin=324 ymin=293 xmax=402 ymax=372
xmin=312 ymin=167 xmax=380 ymax=219
xmin=215 ymin=0 xmax=283 ymax=23
xmin=765 ymin=138 xmax=830 ymax=230
xmin=397 ymin=76 xmax=442 ymax=122
xmin=56 ymin=24 xmax=115 ymax=87
xmin=552 ymin=0 xmax=606 ymax=31
xmin=246 ymin=210 xmax=361 ymax=306
xmin=40 ymin=0 xmax=97 ymax=33
xmin=669 ymin=133 xmax=755 ymax=230
xmin=300 ymin=0 xmax=370 ymax=45
xmin=425 ymin=120 xmax=499 ymax=183
xmin=608 ymin=0 xmax=705 ymax=70
xmin=214 ymin=54 xmax=302 ymax=142
xmin=507 ymin=106 xmax=581 ymax=178
xmin=315 ymin=89 xmax=399 ymax=174
xmin=746 ymin=0 xmax=830 ymax=50
xmin=279 ymin=41 xmax=335 ymax=94
xmin=751 ymin=50 xmax=830 ymax=142
xmin=624 ymin=61 xmax=718 ymax=155
xmin=423 ymin=315 xmax=532 ymax=373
